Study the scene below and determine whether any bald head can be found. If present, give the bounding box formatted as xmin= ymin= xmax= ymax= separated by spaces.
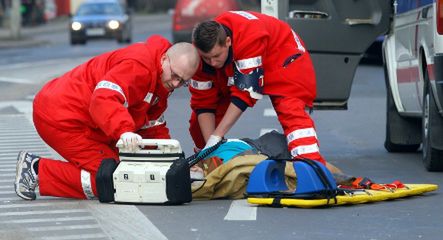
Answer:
xmin=166 ymin=42 xmax=200 ymax=80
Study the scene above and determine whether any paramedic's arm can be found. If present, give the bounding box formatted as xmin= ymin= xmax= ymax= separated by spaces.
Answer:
xmin=212 ymin=102 xmax=244 ymax=139
xmin=198 ymin=112 xmax=216 ymax=142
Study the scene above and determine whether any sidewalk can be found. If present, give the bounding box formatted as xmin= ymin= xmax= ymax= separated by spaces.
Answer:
xmin=0 ymin=16 xmax=69 ymax=49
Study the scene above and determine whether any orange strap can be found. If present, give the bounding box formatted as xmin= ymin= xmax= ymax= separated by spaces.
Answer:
xmin=351 ymin=177 xmax=406 ymax=191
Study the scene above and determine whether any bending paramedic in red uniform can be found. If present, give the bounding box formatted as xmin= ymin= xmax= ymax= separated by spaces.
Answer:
xmin=189 ymin=11 xmax=326 ymax=165
xmin=14 ymin=35 xmax=200 ymax=201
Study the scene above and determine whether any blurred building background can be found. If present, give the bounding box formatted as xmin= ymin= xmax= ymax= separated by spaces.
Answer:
xmin=0 ymin=0 xmax=177 ymax=27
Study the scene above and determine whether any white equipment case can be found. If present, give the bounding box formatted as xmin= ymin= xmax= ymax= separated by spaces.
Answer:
xmin=113 ymin=139 xmax=188 ymax=204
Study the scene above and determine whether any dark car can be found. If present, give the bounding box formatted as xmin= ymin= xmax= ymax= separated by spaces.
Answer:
xmin=70 ymin=0 xmax=132 ymax=45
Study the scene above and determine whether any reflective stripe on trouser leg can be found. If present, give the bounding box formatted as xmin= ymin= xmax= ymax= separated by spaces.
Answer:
xmin=286 ymin=128 xmax=317 ymax=143
xmin=270 ymin=96 xmax=326 ymax=164
xmin=290 ymin=143 xmax=319 ymax=158
xmin=80 ymin=169 xmax=95 ymax=199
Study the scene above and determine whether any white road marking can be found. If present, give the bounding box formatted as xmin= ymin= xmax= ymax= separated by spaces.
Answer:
xmin=0 ymin=58 xmax=87 ymax=71
xmin=0 ymin=168 xmax=15 ymax=172
xmin=0 ymin=202 xmax=77 ymax=209
xmin=27 ymin=224 xmax=101 ymax=232
xmin=0 ymin=216 xmax=95 ymax=224
xmin=224 ymin=199 xmax=257 ymax=221
xmin=0 ymin=161 xmax=19 ymax=164
xmin=0 ymin=164 xmax=15 ymax=168
xmin=0 ymin=190 xmax=15 ymax=194
xmin=0 ymin=209 xmax=87 ymax=216
xmin=0 ymin=76 xmax=33 ymax=84
xmin=85 ymin=201 xmax=168 ymax=240
xmin=263 ymin=108 xmax=277 ymax=117
xmin=0 ymin=173 xmax=15 ymax=177
xmin=41 ymin=233 xmax=108 ymax=240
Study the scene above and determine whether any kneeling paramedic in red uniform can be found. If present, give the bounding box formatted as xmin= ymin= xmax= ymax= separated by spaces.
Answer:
xmin=189 ymin=11 xmax=326 ymax=165
xmin=14 ymin=35 xmax=200 ymax=201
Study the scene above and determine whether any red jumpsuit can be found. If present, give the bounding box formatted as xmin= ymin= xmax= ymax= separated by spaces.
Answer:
xmin=189 ymin=11 xmax=326 ymax=164
xmin=33 ymin=35 xmax=172 ymax=199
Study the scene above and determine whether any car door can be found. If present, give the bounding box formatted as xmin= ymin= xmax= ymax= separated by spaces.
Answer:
xmin=261 ymin=0 xmax=393 ymax=109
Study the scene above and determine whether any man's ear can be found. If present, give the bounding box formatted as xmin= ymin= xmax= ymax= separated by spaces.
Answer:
xmin=225 ymin=36 xmax=232 ymax=47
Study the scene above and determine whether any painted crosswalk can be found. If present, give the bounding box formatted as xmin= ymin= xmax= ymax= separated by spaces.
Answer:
xmin=0 ymin=111 xmax=167 ymax=240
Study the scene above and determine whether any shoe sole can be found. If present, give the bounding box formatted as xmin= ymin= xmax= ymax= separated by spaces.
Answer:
xmin=14 ymin=151 xmax=35 ymax=200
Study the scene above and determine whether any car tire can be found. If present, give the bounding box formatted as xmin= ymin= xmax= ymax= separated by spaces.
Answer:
xmin=422 ymin=67 xmax=443 ymax=171
xmin=384 ymin=60 xmax=421 ymax=152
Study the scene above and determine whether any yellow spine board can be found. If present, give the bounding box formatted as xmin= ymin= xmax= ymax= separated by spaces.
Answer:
xmin=247 ymin=184 xmax=438 ymax=208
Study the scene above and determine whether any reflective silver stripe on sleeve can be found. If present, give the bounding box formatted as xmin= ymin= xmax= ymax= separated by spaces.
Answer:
xmin=95 ymin=80 xmax=128 ymax=108
xmin=141 ymin=114 xmax=166 ymax=129
xmin=80 ymin=169 xmax=95 ymax=200
xmin=227 ymin=77 xmax=234 ymax=86
xmin=286 ymin=128 xmax=317 ymax=143
xmin=292 ymin=30 xmax=306 ymax=53
xmin=290 ymin=143 xmax=319 ymax=157
xmin=230 ymin=11 xmax=258 ymax=20
xmin=190 ymin=79 xmax=212 ymax=90
xmin=144 ymin=92 xmax=153 ymax=104
xmin=235 ymin=56 xmax=262 ymax=70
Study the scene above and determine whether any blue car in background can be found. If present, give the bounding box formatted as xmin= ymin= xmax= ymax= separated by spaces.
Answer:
xmin=70 ymin=0 xmax=132 ymax=45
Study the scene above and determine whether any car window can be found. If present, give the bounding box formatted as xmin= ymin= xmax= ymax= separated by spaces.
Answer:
xmin=76 ymin=3 xmax=123 ymax=16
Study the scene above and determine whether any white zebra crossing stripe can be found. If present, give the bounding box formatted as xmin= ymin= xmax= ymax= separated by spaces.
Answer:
xmin=224 ymin=199 xmax=257 ymax=221
xmin=0 ymin=106 xmax=168 ymax=240
xmin=85 ymin=201 xmax=168 ymax=240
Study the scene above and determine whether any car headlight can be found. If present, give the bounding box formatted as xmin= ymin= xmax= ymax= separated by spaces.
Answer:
xmin=108 ymin=20 xmax=120 ymax=30
xmin=71 ymin=22 xmax=82 ymax=31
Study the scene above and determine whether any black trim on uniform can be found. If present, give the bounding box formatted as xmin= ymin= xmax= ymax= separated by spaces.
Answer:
xmin=202 ymin=61 xmax=216 ymax=75
xmin=231 ymin=96 xmax=248 ymax=112
xmin=196 ymin=108 xmax=216 ymax=115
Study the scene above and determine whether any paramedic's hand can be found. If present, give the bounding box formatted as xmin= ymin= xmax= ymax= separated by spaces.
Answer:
xmin=119 ymin=132 xmax=142 ymax=153
xmin=203 ymin=135 xmax=222 ymax=150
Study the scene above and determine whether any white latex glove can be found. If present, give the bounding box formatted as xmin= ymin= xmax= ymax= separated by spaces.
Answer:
xmin=203 ymin=135 xmax=222 ymax=150
xmin=119 ymin=132 xmax=142 ymax=153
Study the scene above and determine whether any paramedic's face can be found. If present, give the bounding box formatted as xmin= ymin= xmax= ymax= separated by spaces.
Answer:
xmin=161 ymin=54 xmax=190 ymax=91
xmin=199 ymin=37 xmax=231 ymax=69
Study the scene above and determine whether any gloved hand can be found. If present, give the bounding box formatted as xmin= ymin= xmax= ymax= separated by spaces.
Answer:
xmin=203 ymin=135 xmax=222 ymax=150
xmin=119 ymin=132 xmax=142 ymax=153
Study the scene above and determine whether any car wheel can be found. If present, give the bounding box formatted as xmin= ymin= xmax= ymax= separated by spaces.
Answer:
xmin=422 ymin=67 xmax=443 ymax=171
xmin=384 ymin=59 xmax=421 ymax=152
